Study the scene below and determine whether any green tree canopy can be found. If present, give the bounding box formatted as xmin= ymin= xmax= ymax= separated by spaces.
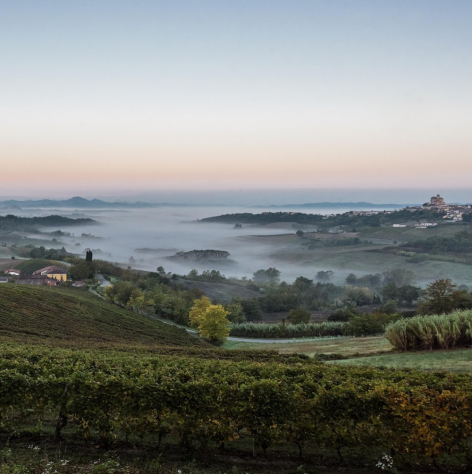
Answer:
xmin=288 ymin=308 xmax=311 ymax=324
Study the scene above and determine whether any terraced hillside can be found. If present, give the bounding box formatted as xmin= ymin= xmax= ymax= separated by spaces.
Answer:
xmin=0 ymin=285 xmax=206 ymax=349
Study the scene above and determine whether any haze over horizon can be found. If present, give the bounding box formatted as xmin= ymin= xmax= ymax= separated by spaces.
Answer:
xmin=2 ymin=1 xmax=472 ymax=196
xmin=0 ymin=188 xmax=471 ymax=207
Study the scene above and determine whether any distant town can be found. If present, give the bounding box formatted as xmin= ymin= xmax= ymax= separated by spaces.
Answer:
xmin=350 ymin=194 xmax=472 ymax=228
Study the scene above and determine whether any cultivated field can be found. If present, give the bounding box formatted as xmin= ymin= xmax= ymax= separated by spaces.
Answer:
xmin=225 ymin=335 xmax=392 ymax=358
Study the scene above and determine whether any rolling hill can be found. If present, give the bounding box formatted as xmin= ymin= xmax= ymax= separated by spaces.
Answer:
xmin=0 ymin=285 xmax=206 ymax=349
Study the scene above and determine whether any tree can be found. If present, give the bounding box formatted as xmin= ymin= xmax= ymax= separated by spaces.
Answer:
xmin=316 ymin=271 xmax=333 ymax=282
xmin=187 ymin=269 xmax=199 ymax=279
xmin=357 ymin=273 xmax=382 ymax=288
xmin=253 ymin=268 xmax=281 ymax=284
xmin=85 ymin=250 xmax=93 ymax=262
xmin=296 ymin=230 xmax=304 ymax=237
xmin=104 ymin=281 xmax=139 ymax=306
xmin=189 ymin=298 xmax=230 ymax=342
xmin=189 ymin=296 xmax=211 ymax=327
xmin=419 ymin=279 xmax=456 ymax=315
xmin=157 ymin=266 xmax=165 ymax=274
xmin=293 ymin=276 xmax=313 ymax=291
xmin=69 ymin=261 xmax=94 ymax=280
xmin=225 ymin=300 xmax=246 ymax=323
xmin=240 ymin=299 xmax=263 ymax=321
xmin=345 ymin=273 xmax=357 ymax=285
xmin=382 ymin=269 xmax=415 ymax=287
xmin=397 ymin=285 xmax=421 ymax=305
xmin=344 ymin=286 xmax=374 ymax=306
xmin=382 ymin=282 xmax=398 ymax=302
xmin=288 ymin=308 xmax=311 ymax=324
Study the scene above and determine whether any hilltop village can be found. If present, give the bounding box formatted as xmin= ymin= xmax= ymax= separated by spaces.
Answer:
xmin=352 ymin=194 xmax=472 ymax=227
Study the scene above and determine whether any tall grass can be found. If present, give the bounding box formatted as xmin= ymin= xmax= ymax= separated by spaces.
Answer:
xmin=230 ymin=321 xmax=344 ymax=339
xmin=385 ymin=310 xmax=472 ymax=351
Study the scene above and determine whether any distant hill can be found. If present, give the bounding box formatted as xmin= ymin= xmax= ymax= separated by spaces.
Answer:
xmin=200 ymin=208 xmax=443 ymax=227
xmin=253 ymin=202 xmax=416 ymax=209
xmin=0 ymin=196 xmax=162 ymax=209
xmin=0 ymin=285 xmax=206 ymax=349
xmin=0 ymin=214 xmax=95 ymax=231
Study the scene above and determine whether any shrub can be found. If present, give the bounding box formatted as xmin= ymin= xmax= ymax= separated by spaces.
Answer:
xmin=386 ymin=309 xmax=472 ymax=351
xmin=288 ymin=308 xmax=311 ymax=324
xmin=343 ymin=312 xmax=401 ymax=337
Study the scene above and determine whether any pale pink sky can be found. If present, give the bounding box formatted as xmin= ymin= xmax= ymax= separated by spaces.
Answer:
xmin=1 ymin=1 xmax=472 ymax=196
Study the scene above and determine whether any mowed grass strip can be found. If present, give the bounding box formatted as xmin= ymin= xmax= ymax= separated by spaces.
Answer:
xmin=331 ymin=347 xmax=472 ymax=372
xmin=0 ymin=284 xmax=205 ymax=349
xmin=224 ymin=335 xmax=393 ymax=358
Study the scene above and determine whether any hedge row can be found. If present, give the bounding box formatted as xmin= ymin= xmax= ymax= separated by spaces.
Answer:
xmin=229 ymin=321 xmax=344 ymax=338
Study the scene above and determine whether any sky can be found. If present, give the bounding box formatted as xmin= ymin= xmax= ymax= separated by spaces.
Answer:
xmin=1 ymin=0 xmax=472 ymax=199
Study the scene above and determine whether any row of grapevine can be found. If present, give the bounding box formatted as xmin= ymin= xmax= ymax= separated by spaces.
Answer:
xmin=229 ymin=321 xmax=344 ymax=338
xmin=0 ymin=345 xmax=471 ymax=466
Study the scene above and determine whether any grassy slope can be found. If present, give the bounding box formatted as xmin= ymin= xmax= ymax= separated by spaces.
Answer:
xmin=0 ymin=284 xmax=205 ymax=349
xmin=331 ymin=347 xmax=472 ymax=372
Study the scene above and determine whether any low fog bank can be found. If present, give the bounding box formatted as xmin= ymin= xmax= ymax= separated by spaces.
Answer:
xmin=13 ymin=203 xmax=471 ymax=287
xmin=28 ymin=205 xmax=367 ymax=283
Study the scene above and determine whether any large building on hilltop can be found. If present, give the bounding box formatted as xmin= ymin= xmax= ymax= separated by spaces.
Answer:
xmin=430 ymin=194 xmax=445 ymax=206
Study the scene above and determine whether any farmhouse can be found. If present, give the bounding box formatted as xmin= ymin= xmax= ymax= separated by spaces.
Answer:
xmin=17 ymin=275 xmax=57 ymax=286
xmin=32 ymin=265 xmax=68 ymax=282
xmin=5 ymin=268 xmax=20 ymax=276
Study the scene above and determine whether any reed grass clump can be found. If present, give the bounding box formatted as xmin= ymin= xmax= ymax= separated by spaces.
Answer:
xmin=229 ymin=321 xmax=344 ymax=338
xmin=385 ymin=309 xmax=472 ymax=351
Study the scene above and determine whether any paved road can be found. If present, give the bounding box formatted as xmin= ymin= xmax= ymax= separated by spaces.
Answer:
xmin=97 ymin=274 xmax=112 ymax=287
xmin=150 ymin=314 xmax=334 ymax=344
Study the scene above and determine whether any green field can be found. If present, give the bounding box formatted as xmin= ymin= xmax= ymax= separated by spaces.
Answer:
xmin=332 ymin=347 xmax=472 ymax=372
xmin=224 ymin=335 xmax=392 ymax=357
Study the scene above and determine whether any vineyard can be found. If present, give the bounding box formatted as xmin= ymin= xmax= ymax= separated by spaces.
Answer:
xmin=13 ymin=258 xmax=69 ymax=275
xmin=2 ymin=285 xmax=472 ymax=471
xmin=230 ymin=321 xmax=344 ymax=338
xmin=0 ymin=285 xmax=205 ymax=349
xmin=0 ymin=344 xmax=472 ymax=471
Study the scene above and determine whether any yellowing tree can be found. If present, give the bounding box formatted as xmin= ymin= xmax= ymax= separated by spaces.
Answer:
xmin=189 ymin=297 xmax=231 ymax=342
xmin=189 ymin=296 xmax=211 ymax=328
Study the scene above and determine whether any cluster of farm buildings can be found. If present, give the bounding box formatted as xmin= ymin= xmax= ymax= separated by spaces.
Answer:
xmin=0 ymin=265 xmax=85 ymax=287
